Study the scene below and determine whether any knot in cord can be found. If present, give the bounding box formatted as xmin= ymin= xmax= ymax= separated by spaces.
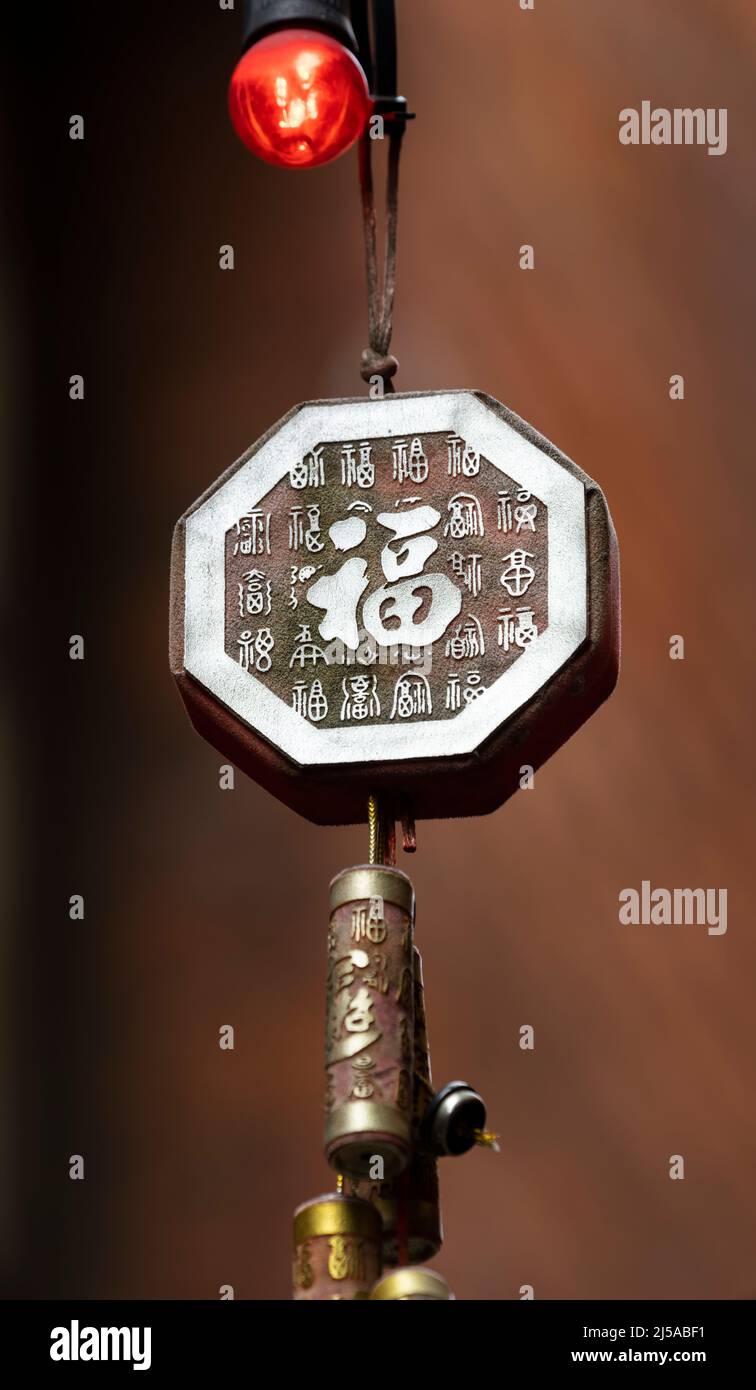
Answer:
xmin=360 ymin=347 xmax=399 ymax=387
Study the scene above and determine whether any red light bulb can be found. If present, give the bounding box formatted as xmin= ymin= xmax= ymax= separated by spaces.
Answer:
xmin=229 ymin=28 xmax=372 ymax=170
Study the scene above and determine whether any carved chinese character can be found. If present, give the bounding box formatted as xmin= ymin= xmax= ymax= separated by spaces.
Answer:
xmin=289 ymin=623 xmax=328 ymax=669
xmin=389 ymin=670 xmax=433 ymax=719
xmin=238 ymin=568 xmax=272 ymax=618
xmin=392 ymin=436 xmax=428 ymax=484
xmin=445 ymin=613 xmax=486 ymax=660
xmin=233 ymin=509 xmax=270 ymax=556
xmin=445 ymin=492 xmax=484 ymax=539
xmin=289 ymin=503 xmax=325 ymax=553
xmin=447 ymin=433 xmax=480 ymax=477
xmin=497 ymin=607 xmax=538 ymax=652
xmin=292 ymin=678 xmax=328 ymax=721
xmin=350 ymin=898 xmax=387 ymax=943
xmin=344 ymin=987 xmax=375 ymax=1034
xmin=341 ymin=673 xmax=380 ymax=721
xmin=445 ymin=668 xmax=485 ymax=710
xmin=308 ymin=504 xmax=462 ymax=652
xmin=448 ymin=550 xmax=482 ymax=598
xmin=341 ymin=441 xmax=374 ymax=489
xmin=514 ymin=488 xmax=538 ymax=533
xmin=237 ymin=627 xmax=274 ymax=672
xmin=290 ymin=445 xmax=325 ymax=489
xmin=500 ymin=549 xmax=535 ymax=598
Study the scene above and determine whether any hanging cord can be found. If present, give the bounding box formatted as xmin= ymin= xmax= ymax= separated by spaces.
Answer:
xmin=359 ymin=122 xmax=404 ymax=393
xmin=368 ymin=792 xmax=396 ymax=866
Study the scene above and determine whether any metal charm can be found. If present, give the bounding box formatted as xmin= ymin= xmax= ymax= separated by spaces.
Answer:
xmin=170 ymin=389 xmax=620 ymax=824
xmin=292 ymin=1192 xmax=382 ymax=1300
xmin=325 ymin=866 xmax=414 ymax=1178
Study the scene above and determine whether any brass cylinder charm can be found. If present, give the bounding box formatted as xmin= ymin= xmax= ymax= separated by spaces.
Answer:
xmin=370 ymin=1266 xmax=454 ymax=1301
xmin=292 ymin=1193 xmax=382 ymax=1301
xmin=325 ymin=865 xmax=415 ymax=1179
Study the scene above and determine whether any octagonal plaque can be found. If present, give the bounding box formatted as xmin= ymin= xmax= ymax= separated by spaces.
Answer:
xmin=170 ymin=390 xmax=619 ymax=823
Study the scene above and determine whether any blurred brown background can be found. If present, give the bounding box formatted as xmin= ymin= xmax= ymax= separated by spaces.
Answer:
xmin=2 ymin=0 xmax=755 ymax=1300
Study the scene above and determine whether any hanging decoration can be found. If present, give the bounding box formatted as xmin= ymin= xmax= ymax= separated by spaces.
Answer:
xmin=170 ymin=0 xmax=620 ymax=1301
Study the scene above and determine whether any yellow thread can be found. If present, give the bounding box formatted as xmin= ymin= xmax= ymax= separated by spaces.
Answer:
xmin=473 ymin=1128 xmax=501 ymax=1153
xmin=368 ymin=794 xmax=380 ymax=865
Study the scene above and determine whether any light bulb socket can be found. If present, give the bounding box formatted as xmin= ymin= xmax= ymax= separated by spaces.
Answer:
xmin=422 ymin=1080 xmax=487 ymax=1158
xmin=241 ymin=0 xmax=358 ymax=54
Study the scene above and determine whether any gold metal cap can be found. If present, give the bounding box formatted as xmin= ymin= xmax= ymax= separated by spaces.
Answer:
xmin=293 ymin=1193 xmax=382 ymax=1247
xmin=325 ymin=1102 xmax=411 ymax=1179
xmin=330 ymin=865 xmax=414 ymax=916
xmin=369 ymin=1266 xmax=453 ymax=1300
